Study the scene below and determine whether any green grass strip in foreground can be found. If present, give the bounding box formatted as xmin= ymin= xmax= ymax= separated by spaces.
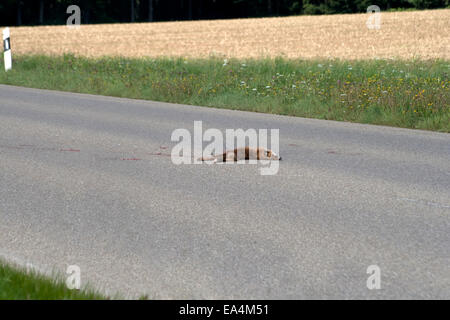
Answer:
xmin=0 ymin=260 xmax=105 ymax=300
xmin=0 ymin=55 xmax=448 ymax=132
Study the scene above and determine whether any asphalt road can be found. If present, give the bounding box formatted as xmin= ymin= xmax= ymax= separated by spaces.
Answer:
xmin=0 ymin=84 xmax=449 ymax=299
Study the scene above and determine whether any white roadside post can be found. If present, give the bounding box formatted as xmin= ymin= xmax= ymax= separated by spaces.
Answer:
xmin=3 ymin=27 xmax=12 ymax=71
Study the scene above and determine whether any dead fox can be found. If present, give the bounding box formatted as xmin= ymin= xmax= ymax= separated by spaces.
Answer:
xmin=198 ymin=147 xmax=281 ymax=163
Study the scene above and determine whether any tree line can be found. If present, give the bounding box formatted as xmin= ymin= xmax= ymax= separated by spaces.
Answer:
xmin=0 ymin=0 xmax=448 ymax=26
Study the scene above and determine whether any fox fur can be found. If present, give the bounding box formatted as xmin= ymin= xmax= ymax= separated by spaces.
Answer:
xmin=198 ymin=147 xmax=281 ymax=163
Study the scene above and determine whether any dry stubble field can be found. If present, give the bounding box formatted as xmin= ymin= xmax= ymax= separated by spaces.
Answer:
xmin=9 ymin=9 xmax=450 ymax=60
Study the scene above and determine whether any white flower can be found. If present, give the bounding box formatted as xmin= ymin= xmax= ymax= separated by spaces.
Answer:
xmin=266 ymin=86 xmax=271 ymax=89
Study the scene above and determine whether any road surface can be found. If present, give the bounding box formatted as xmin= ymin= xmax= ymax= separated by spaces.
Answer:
xmin=0 ymin=84 xmax=449 ymax=299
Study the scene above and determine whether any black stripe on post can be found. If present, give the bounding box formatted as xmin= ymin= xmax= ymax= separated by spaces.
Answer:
xmin=3 ymin=38 xmax=10 ymax=51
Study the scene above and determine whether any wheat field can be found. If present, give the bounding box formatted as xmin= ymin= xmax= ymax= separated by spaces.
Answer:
xmin=8 ymin=9 xmax=450 ymax=60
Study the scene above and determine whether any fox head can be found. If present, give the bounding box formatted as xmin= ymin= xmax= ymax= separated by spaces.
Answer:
xmin=262 ymin=148 xmax=282 ymax=161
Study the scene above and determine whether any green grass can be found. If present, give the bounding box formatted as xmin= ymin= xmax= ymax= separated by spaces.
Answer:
xmin=0 ymin=54 xmax=449 ymax=132
xmin=0 ymin=260 xmax=106 ymax=300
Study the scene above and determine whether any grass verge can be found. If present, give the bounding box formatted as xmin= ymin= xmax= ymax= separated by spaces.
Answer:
xmin=0 ymin=260 xmax=106 ymax=300
xmin=0 ymin=55 xmax=448 ymax=132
